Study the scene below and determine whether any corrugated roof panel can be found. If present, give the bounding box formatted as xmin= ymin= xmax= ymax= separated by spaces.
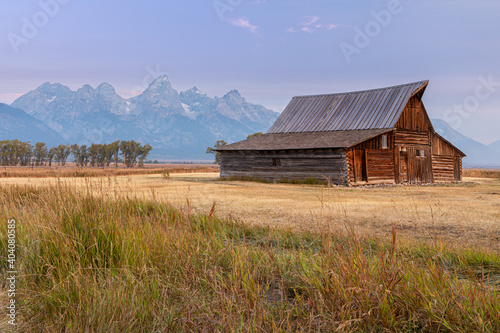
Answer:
xmin=327 ymin=94 xmax=356 ymax=130
xmin=364 ymin=88 xmax=392 ymax=128
xmin=312 ymin=95 xmax=341 ymax=132
xmin=297 ymin=96 xmax=324 ymax=132
xmin=267 ymin=80 xmax=428 ymax=134
xmin=352 ymin=90 xmax=379 ymax=129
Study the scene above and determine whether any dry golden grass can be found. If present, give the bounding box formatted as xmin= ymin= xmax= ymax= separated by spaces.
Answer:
xmin=1 ymin=172 xmax=499 ymax=252
xmin=464 ymin=169 xmax=500 ymax=179
xmin=1 ymin=172 xmax=499 ymax=331
xmin=0 ymin=163 xmax=219 ymax=178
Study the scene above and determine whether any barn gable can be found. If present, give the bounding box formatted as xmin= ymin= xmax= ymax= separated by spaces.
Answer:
xmin=217 ymin=80 xmax=465 ymax=185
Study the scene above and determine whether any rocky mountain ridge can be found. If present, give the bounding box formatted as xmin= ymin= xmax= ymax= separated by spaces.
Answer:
xmin=10 ymin=76 xmax=279 ymax=159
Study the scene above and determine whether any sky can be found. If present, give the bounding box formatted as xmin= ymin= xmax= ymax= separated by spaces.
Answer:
xmin=1 ymin=0 xmax=499 ymax=144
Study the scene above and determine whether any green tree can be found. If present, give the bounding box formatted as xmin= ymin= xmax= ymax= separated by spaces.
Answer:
xmin=105 ymin=141 xmax=120 ymax=167
xmin=71 ymin=144 xmax=89 ymax=167
xmin=48 ymin=147 xmax=56 ymax=167
xmin=55 ymin=145 xmax=71 ymax=166
xmin=18 ymin=141 xmax=33 ymax=166
xmin=247 ymin=132 xmax=263 ymax=140
xmin=206 ymin=140 xmax=227 ymax=165
xmin=120 ymin=140 xmax=142 ymax=168
xmin=33 ymin=142 xmax=48 ymax=166
xmin=0 ymin=140 xmax=16 ymax=166
xmin=95 ymin=144 xmax=107 ymax=167
xmin=137 ymin=144 xmax=153 ymax=167
xmin=111 ymin=141 xmax=121 ymax=168
xmin=88 ymin=144 xmax=100 ymax=167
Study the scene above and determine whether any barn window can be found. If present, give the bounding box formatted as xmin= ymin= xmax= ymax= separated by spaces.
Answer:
xmin=272 ymin=158 xmax=281 ymax=167
xmin=416 ymin=149 xmax=425 ymax=157
xmin=382 ymin=135 xmax=388 ymax=149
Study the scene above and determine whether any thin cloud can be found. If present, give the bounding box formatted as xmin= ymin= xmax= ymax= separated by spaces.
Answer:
xmin=303 ymin=16 xmax=320 ymax=26
xmin=287 ymin=16 xmax=341 ymax=34
xmin=229 ymin=18 xmax=259 ymax=35
xmin=326 ymin=24 xmax=340 ymax=30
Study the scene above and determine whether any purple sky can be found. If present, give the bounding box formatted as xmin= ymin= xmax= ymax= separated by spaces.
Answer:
xmin=1 ymin=0 xmax=499 ymax=143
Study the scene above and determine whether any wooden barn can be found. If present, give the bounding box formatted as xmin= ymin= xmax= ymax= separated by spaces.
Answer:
xmin=217 ymin=81 xmax=465 ymax=186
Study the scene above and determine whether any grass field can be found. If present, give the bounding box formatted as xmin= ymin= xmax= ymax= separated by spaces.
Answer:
xmin=0 ymin=171 xmax=499 ymax=331
xmin=1 ymin=172 xmax=499 ymax=251
xmin=0 ymin=164 xmax=219 ymax=178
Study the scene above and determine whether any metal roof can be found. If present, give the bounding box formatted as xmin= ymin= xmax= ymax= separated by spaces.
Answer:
xmin=217 ymin=129 xmax=392 ymax=151
xmin=267 ymin=80 xmax=429 ymax=133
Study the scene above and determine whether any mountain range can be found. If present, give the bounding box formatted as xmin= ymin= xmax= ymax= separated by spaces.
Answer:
xmin=2 ymin=77 xmax=499 ymax=165
xmin=489 ymin=139 xmax=500 ymax=155
xmin=0 ymin=103 xmax=65 ymax=147
xmin=9 ymin=76 xmax=279 ymax=159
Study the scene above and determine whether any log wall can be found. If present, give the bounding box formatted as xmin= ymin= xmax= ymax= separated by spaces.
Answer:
xmin=366 ymin=149 xmax=395 ymax=183
xmin=220 ymin=149 xmax=349 ymax=185
xmin=430 ymin=133 xmax=464 ymax=182
xmin=347 ymin=132 xmax=396 ymax=185
xmin=432 ymin=155 xmax=455 ymax=182
xmin=395 ymin=131 xmax=430 ymax=146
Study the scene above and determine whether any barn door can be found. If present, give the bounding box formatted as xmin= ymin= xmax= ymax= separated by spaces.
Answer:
xmin=354 ymin=150 xmax=367 ymax=183
xmin=399 ymin=151 xmax=408 ymax=183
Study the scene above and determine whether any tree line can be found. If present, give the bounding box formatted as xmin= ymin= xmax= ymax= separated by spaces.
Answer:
xmin=0 ymin=140 xmax=152 ymax=168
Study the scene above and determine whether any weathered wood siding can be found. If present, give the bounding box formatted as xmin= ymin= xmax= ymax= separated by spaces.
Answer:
xmin=354 ymin=132 xmax=394 ymax=150
xmin=395 ymin=131 xmax=430 ymax=146
xmin=432 ymin=155 xmax=455 ymax=182
xmin=454 ymin=157 xmax=462 ymax=182
xmin=405 ymin=147 xmax=433 ymax=184
xmin=366 ymin=149 xmax=395 ymax=183
xmin=394 ymin=129 xmax=432 ymax=184
xmin=220 ymin=149 xmax=349 ymax=185
xmin=345 ymin=98 xmax=462 ymax=186
xmin=431 ymin=133 xmax=463 ymax=182
xmin=346 ymin=149 xmax=355 ymax=184
xmin=219 ymin=94 xmax=464 ymax=186
xmin=396 ymin=96 xmax=431 ymax=132
xmin=393 ymin=99 xmax=434 ymax=184
xmin=348 ymin=133 xmax=396 ymax=185
xmin=431 ymin=133 xmax=462 ymax=156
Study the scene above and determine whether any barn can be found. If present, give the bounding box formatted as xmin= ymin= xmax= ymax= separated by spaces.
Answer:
xmin=217 ymin=81 xmax=465 ymax=186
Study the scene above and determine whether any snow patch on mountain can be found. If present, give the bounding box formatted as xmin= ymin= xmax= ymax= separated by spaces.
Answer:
xmin=181 ymin=103 xmax=197 ymax=119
